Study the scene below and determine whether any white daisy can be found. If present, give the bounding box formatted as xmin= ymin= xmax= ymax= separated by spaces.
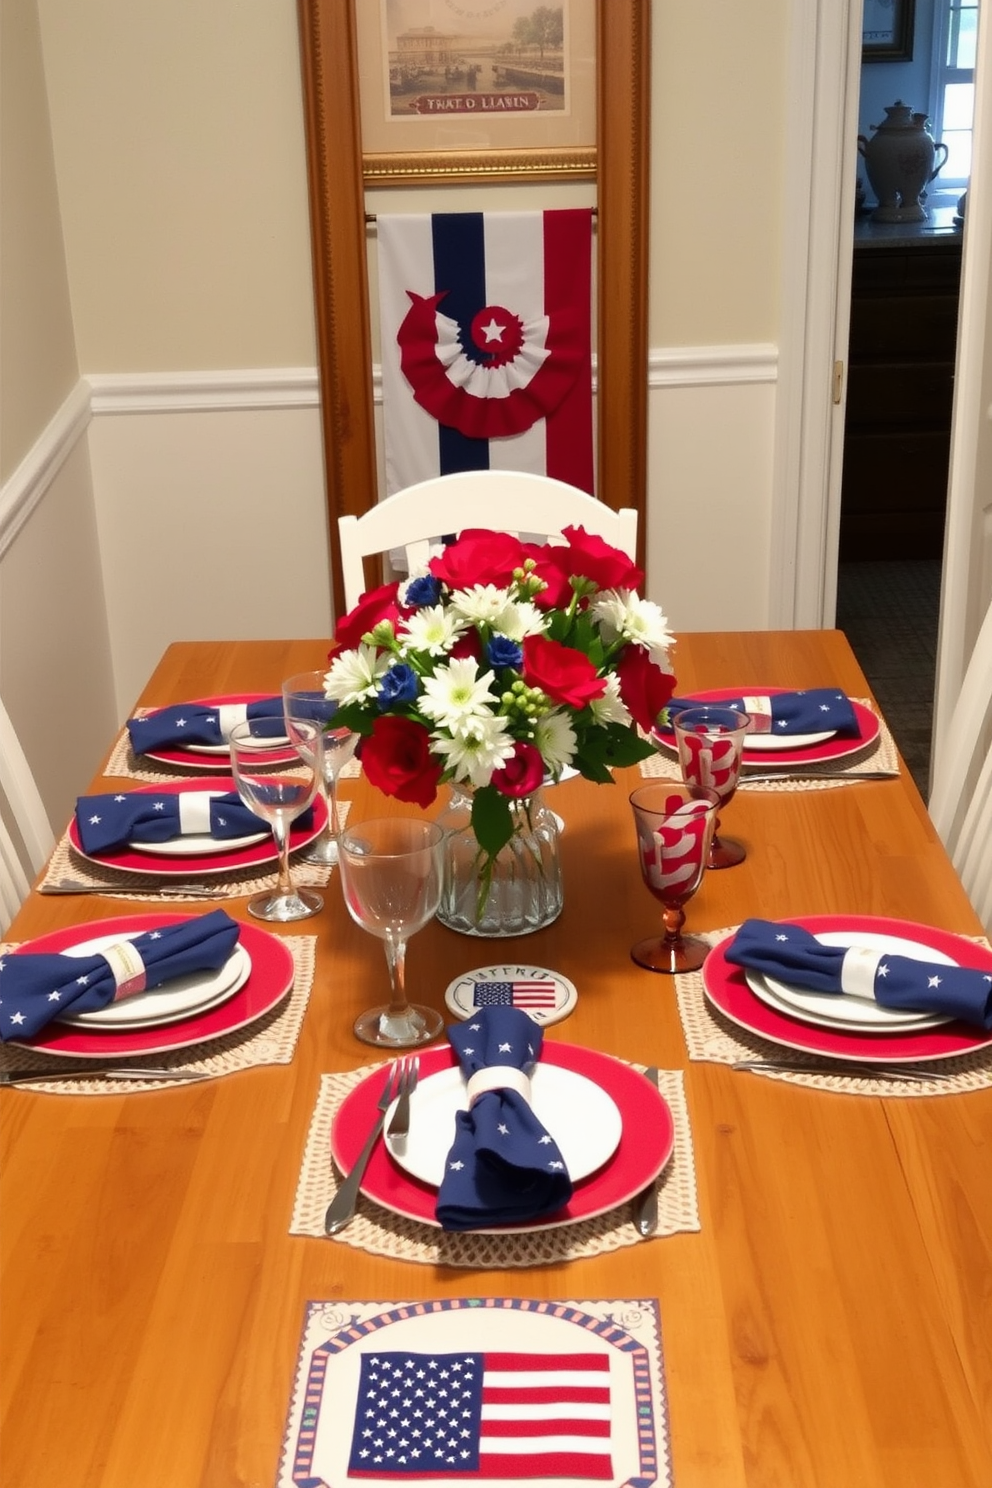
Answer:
xmin=591 ymin=589 xmax=674 ymax=668
xmin=419 ymin=656 xmax=497 ymax=729
xmin=533 ymin=709 xmax=577 ymax=772
xmin=324 ymin=643 xmax=389 ymax=704
xmin=433 ymin=715 xmax=515 ymax=786
xmin=398 ymin=603 xmax=466 ymax=656
xmin=589 ymin=673 xmax=632 ymax=728
xmin=449 ymin=584 xmax=514 ymax=626
xmin=495 ymin=599 xmax=547 ymax=642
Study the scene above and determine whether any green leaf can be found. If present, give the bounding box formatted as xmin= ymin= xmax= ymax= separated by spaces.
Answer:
xmin=331 ymin=701 xmax=374 ymax=737
xmin=470 ymin=785 xmax=514 ymax=857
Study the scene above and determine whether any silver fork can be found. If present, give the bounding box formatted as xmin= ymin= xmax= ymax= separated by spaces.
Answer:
xmin=385 ymin=1056 xmax=420 ymax=1144
xmin=324 ymin=1061 xmax=403 ymax=1235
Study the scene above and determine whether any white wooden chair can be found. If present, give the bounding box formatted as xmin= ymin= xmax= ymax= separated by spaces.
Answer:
xmin=928 ymin=595 xmax=992 ymax=932
xmin=0 ymin=696 xmax=54 ymax=932
xmin=337 ymin=471 xmax=639 ymax=614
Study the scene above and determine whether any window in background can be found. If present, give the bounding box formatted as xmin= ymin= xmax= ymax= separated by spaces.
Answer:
xmin=930 ymin=0 xmax=979 ymax=187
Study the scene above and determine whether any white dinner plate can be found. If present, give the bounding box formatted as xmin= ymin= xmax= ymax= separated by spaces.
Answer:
xmin=745 ymin=928 xmax=956 ymax=1032
xmin=185 ymin=735 xmax=289 ymax=756
xmin=130 ymin=829 xmax=268 ymax=857
xmin=743 ymin=727 xmax=835 ymax=752
xmin=383 ymin=1063 xmax=622 ymax=1189
xmin=57 ymin=933 xmax=252 ymax=1029
xmin=125 ymin=792 xmax=268 ymax=857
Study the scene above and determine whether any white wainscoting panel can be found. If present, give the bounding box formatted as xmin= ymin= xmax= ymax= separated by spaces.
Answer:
xmin=85 ymin=373 xmax=332 ymax=716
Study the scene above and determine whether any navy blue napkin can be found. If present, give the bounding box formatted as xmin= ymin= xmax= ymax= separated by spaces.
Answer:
xmin=669 ymin=689 xmax=859 ymax=736
xmin=0 ymin=910 xmax=241 ymax=1040
xmin=726 ymin=918 xmax=992 ymax=1029
xmin=73 ymin=790 xmax=294 ymax=855
xmin=435 ymin=1006 xmax=573 ymax=1231
xmin=127 ymin=697 xmax=284 ymax=753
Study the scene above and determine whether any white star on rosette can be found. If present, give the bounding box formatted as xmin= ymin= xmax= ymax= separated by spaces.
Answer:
xmin=479 ymin=316 xmax=505 ymax=342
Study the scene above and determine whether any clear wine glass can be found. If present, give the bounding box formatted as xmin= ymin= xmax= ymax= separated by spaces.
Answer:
xmin=338 ymin=817 xmax=445 ymax=1048
xmin=281 ymin=669 xmax=359 ymax=866
xmin=672 ymin=705 xmax=752 ymax=869
xmin=228 ymin=716 xmax=323 ymax=922
xmin=629 ymin=782 xmax=718 ymax=974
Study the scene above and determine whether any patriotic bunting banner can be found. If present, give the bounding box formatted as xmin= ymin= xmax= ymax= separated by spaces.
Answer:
xmin=377 ymin=210 xmax=595 ymax=495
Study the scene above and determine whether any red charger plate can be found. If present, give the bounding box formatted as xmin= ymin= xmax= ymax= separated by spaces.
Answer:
xmin=654 ymin=688 xmax=881 ymax=768
xmin=6 ymin=914 xmax=296 ymax=1058
xmin=703 ymin=915 xmax=992 ymax=1063
xmin=137 ymin=694 xmax=297 ymax=770
xmin=331 ymin=1041 xmax=675 ymax=1232
xmin=69 ymin=775 xmax=326 ymax=877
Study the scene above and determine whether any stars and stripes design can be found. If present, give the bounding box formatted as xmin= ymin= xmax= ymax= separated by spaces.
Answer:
xmin=347 ymin=1350 xmax=613 ymax=1479
xmin=472 ymin=980 xmax=558 ymax=1010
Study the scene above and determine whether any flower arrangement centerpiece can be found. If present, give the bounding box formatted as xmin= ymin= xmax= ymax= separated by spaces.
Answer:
xmin=325 ymin=526 xmax=676 ymax=935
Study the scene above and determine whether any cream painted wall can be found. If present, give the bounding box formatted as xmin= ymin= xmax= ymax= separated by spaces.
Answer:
xmin=34 ymin=0 xmax=791 ymax=372
xmin=0 ymin=0 xmax=117 ymax=838
xmin=0 ymin=0 xmax=79 ymax=477
xmin=650 ymin=2 xmax=790 ymax=346
xmin=35 ymin=0 xmax=317 ymax=371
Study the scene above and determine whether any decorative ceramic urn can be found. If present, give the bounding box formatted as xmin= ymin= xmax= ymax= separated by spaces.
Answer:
xmin=858 ymin=101 xmax=949 ymax=223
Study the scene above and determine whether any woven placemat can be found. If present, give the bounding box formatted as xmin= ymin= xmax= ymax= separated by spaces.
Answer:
xmin=289 ymin=1061 xmax=699 ymax=1267
xmin=38 ymin=804 xmax=349 ymax=902
xmin=640 ymin=700 xmax=899 ymax=789
xmin=677 ymin=925 xmax=992 ymax=1096
xmin=0 ymin=936 xmax=316 ymax=1093
xmin=105 ymin=716 xmax=364 ymax=784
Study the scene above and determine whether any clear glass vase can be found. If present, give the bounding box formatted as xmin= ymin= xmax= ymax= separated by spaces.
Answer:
xmin=435 ymin=785 xmax=563 ymax=937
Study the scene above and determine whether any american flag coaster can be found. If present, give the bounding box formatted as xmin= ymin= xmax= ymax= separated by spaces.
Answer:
xmin=444 ymin=966 xmax=577 ymax=1027
xmin=277 ymin=1296 xmax=670 ymax=1488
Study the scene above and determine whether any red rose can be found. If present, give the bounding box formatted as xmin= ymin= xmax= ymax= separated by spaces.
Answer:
xmin=361 ymin=715 xmax=443 ymax=809
xmin=331 ymin=582 xmax=402 ymax=655
xmin=616 ymin=645 xmax=676 ymax=732
xmin=522 ymin=634 xmax=606 ymax=709
xmin=552 ymin=525 xmax=644 ymax=592
xmin=429 ymin=529 xmax=529 ymax=590
xmin=492 ymin=742 xmax=546 ymax=799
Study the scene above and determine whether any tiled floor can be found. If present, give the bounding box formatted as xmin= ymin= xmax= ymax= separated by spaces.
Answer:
xmin=835 ymin=560 xmax=942 ymax=800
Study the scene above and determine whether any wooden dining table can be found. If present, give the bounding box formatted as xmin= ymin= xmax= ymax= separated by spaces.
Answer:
xmin=2 ymin=631 xmax=991 ymax=1488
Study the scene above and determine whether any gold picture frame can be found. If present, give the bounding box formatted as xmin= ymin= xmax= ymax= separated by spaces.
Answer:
xmin=356 ymin=0 xmax=597 ymax=186
xmin=297 ymin=0 xmax=650 ymax=613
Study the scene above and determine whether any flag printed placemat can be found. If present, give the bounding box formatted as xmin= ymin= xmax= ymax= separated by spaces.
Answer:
xmin=0 ymin=936 xmax=316 ymax=1093
xmin=277 ymin=1297 xmax=670 ymax=1488
xmin=289 ymin=1065 xmax=698 ymax=1267
xmin=676 ymin=926 xmax=992 ymax=1096
xmin=640 ymin=701 xmax=898 ymax=788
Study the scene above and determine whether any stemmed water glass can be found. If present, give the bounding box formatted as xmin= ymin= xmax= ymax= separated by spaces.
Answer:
xmin=338 ymin=818 xmax=445 ymax=1048
xmin=282 ymin=670 xmax=358 ymax=866
xmin=629 ymin=782 xmax=718 ymax=973
xmin=228 ymin=717 xmax=323 ymax=922
xmin=672 ymin=705 xmax=752 ymax=869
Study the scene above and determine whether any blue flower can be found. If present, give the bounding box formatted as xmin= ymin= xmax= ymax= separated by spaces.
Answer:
xmin=404 ymin=574 xmax=441 ymax=608
xmin=488 ymin=634 xmax=524 ymax=670
xmin=377 ymin=663 xmax=419 ymax=708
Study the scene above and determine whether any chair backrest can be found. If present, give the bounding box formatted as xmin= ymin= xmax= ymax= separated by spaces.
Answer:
xmin=337 ymin=471 xmax=639 ymax=614
xmin=0 ymin=696 xmax=54 ymax=932
xmin=928 ymin=594 xmax=992 ymax=931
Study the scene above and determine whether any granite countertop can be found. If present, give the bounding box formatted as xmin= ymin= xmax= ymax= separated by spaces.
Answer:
xmin=854 ymin=201 xmax=963 ymax=247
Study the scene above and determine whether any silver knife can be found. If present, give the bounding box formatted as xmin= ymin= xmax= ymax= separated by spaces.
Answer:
xmin=632 ymin=1066 xmax=660 ymax=1235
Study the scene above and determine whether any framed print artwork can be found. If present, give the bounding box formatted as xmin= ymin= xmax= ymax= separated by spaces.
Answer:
xmin=863 ymin=0 xmax=915 ymax=61
xmin=356 ymin=0 xmax=597 ymax=184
